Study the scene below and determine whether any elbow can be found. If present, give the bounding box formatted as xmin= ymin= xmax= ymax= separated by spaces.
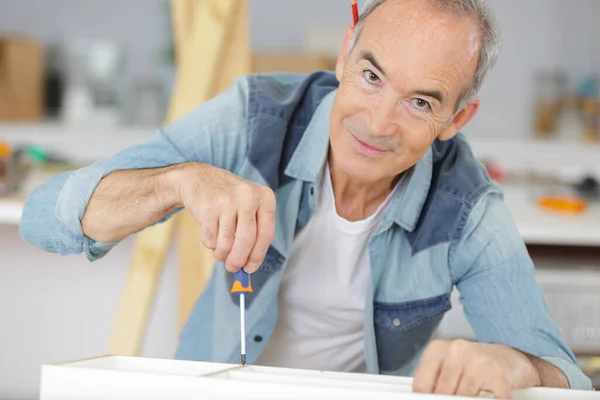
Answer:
xmin=19 ymin=173 xmax=117 ymax=261
xmin=19 ymin=185 xmax=45 ymax=248
xmin=18 ymin=172 xmax=82 ymax=256
xmin=19 ymin=184 xmax=59 ymax=253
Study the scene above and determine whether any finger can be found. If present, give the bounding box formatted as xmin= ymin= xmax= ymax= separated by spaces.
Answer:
xmin=199 ymin=207 xmax=218 ymax=250
xmin=245 ymin=198 xmax=276 ymax=273
xmin=214 ymin=211 xmax=237 ymax=269
xmin=413 ymin=341 xmax=445 ymax=393
xmin=433 ymin=356 xmax=464 ymax=395
xmin=225 ymin=207 xmax=257 ymax=271
xmin=484 ymin=374 xmax=512 ymax=400
xmin=433 ymin=340 xmax=469 ymax=395
xmin=455 ymin=372 xmax=483 ymax=398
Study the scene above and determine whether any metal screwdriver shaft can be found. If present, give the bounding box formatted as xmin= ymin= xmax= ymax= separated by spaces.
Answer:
xmin=239 ymin=293 xmax=246 ymax=365
xmin=231 ymin=269 xmax=253 ymax=365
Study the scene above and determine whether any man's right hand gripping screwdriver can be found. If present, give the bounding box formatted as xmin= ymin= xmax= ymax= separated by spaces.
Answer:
xmin=231 ymin=269 xmax=253 ymax=365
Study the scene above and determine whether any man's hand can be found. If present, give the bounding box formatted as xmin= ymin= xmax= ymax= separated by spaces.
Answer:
xmin=412 ymin=339 xmax=545 ymax=399
xmin=175 ymin=162 xmax=276 ymax=274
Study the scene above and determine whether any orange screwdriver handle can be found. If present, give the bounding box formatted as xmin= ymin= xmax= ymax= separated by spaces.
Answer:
xmin=231 ymin=270 xmax=253 ymax=294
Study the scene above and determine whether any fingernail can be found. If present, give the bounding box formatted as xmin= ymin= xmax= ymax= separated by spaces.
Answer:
xmin=225 ymin=264 xmax=237 ymax=273
xmin=245 ymin=263 xmax=259 ymax=273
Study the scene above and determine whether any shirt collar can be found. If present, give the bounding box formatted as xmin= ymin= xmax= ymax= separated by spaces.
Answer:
xmin=285 ymin=89 xmax=433 ymax=233
xmin=284 ymin=90 xmax=335 ymax=183
xmin=385 ymin=148 xmax=432 ymax=232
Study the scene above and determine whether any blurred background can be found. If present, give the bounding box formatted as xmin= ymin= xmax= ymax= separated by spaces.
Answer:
xmin=0 ymin=0 xmax=599 ymax=398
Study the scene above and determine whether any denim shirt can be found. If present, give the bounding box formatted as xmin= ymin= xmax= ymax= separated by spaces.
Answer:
xmin=19 ymin=71 xmax=592 ymax=390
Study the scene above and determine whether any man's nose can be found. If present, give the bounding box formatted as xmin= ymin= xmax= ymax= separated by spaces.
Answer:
xmin=368 ymin=95 xmax=399 ymax=137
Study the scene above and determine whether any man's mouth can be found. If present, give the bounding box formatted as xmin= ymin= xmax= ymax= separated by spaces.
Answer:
xmin=350 ymin=132 xmax=388 ymax=157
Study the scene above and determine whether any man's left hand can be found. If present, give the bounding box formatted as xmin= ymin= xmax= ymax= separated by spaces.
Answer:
xmin=412 ymin=339 xmax=542 ymax=399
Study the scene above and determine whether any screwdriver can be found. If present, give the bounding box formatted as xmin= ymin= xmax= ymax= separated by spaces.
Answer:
xmin=231 ymin=269 xmax=253 ymax=365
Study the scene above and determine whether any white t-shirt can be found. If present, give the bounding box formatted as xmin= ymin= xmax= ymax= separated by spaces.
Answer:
xmin=255 ymin=164 xmax=399 ymax=373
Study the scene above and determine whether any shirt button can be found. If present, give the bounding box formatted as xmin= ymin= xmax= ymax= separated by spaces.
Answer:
xmin=392 ymin=318 xmax=402 ymax=327
xmin=254 ymin=335 xmax=263 ymax=343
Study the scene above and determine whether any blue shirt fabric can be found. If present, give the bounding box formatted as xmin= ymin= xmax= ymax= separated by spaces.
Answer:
xmin=19 ymin=71 xmax=592 ymax=390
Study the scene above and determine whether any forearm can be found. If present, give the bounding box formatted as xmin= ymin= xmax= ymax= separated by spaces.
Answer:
xmin=81 ymin=165 xmax=185 ymax=243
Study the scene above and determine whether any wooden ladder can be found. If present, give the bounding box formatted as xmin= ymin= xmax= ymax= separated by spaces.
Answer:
xmin=107 ymin=0 xmax=251 ymax=356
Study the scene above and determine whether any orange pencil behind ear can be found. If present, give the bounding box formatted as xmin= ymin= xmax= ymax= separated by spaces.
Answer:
xmin=351 ymin=0 xmax=359 ymax=26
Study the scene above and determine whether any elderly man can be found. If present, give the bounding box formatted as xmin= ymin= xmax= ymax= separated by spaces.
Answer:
xmin=20 ymin=0 xmax=592 ymax=396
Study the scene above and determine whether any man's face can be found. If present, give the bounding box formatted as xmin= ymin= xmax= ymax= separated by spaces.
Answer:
xmin=330 ymin=0 xmax=482 ymax=184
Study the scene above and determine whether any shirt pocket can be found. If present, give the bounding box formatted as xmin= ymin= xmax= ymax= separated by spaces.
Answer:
xmin=373 ymin=294 xmax=451 ymax=373
xmin=227 ymin=245 xmax=286 ymax=308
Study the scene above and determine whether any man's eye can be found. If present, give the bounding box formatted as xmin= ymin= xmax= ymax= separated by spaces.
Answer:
xmin=363 ymin=70 xmax=380 ymax=85
xmin=412 ymin=98 xmax=431 ymax=111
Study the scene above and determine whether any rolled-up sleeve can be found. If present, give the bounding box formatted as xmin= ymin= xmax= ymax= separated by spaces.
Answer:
xmin=450 ymin=191 xmax=593 ymax=390
xmin=20 ymin=77 xmax=250 ymax=261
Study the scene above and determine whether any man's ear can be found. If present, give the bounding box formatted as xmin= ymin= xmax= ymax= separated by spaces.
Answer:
xmin=336 ymin=26 xmax=355 ymax=81
xmin=438 ymin=98 xmax=481 ymax=141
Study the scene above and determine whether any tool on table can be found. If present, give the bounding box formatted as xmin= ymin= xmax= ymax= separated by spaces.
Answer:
xmin=231 ymin=269 xmax=253 ymax=365
xmin=574 ymin=176 xmax=599 ymax=200
xmin=537 ymin=195 xmax=587 ymax=214
xmin=351 ymin=0 xmax=359 ymax=26
xmin=0 ymin=142 xmax=13 ymax=196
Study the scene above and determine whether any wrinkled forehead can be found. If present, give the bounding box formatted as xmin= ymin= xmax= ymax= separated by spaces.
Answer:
xmin=355 ymin=1 xmax=481 ymax=102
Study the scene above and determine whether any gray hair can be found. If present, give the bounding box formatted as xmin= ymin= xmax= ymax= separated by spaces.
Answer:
xmin=349 ymin=0 xmax=501 ymax=112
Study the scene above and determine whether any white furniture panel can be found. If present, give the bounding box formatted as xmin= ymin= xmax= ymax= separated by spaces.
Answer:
xmin=40 ymin=356 xmax=599 ymax=400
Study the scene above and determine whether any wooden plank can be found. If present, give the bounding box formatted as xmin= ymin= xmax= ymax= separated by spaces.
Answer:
xmin=165 ymin=0 xmax=240 ymax=123
xmin=252 ymin=52 xmax=336 ymax=74
xmin=170 ymin=0 xmax=200 ymax=65
xmin=215 ymin=0 xmax=251 ymax=93
xmin=178 ymin=1 xmax=251 ymax=328
xmin=110 ymin=0 xmax=248 ymax=355
xmin=108 ymin=219 xmax=177 ymax=356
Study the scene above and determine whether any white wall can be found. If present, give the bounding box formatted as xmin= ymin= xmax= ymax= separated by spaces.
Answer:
xmin=0 ymin=0 xmax=597 ymax=137
xmin=0 ymin=0 xmax=171 ymax=86
xmin=596 ymin=1 xmax=600 ymax=73
xmin=0 ymin=225 xmax=180 ymax=400
xmin=464 ymin=0 xmax=599 ymax=138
